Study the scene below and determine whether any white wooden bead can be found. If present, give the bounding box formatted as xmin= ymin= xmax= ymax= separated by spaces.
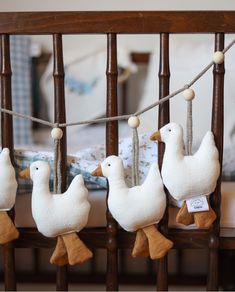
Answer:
xmin=213 ymin=51 xmax=224 ymax=64
xmin=51 ymin=128 xmax=63 ymax=140
xmin=128 ymin=116 xmax=140 ymax=128
xmin=183 ymin=88 xmax=195 ymax=101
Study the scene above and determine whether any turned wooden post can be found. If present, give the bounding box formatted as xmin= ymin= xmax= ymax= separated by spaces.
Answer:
xmin=207 ymin=32 xmax=224 ymax=291
xmin=157 ymin=33 xmax=170 ymax=291
xmin=53 ymin=33 xmax=68 ymax=291
xmin=0 ymin=34 xmax=17 ymax=291
xmin=106 ymin=33 xmax=119 ymax=291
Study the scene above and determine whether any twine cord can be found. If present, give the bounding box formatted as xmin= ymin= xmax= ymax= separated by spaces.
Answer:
xmin=186 ymin=100 xmax=193 ymax=156
xmin=132 ymin=127 xmax=140 ymax=186
xmin=53 ymin=138 xmax=62 ymax=194
xmin=0 ymin=37 xmax=234 ymax=129
xmin=2 ymin=39 xmax=233 ymax=191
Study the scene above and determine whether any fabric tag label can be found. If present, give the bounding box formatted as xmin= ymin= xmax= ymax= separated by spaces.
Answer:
xmin=186 ymin=195 xmax=209 ymax=213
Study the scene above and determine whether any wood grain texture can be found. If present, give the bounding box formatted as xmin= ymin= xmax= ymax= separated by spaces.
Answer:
xmin=1 ymin=11 xmax=235 ymax=34
xmin=53 ymin=33 xmax=68 ymax=291
xmin=207 ymin=33 xmax=224 ymax=292
xmin=157 ymin=33 xmax=170 ymax=291
xmin=0 ymin=34 xmax=17 ymax=291
xmin=106 ymin=33 xmax=119 ymax=291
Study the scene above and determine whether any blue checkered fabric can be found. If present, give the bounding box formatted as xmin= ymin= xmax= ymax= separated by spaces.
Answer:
xmin=0 ymin=36 xmax=33 ymax=146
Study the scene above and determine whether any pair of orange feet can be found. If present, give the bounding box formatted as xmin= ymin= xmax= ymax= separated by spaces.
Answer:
xmin=132 ymin=225 xmax=173 ymax=260
xmin=176 ymin=201 xmax=216 ymax=228
xmin=50 ymin=232 xmax=93 ymax=266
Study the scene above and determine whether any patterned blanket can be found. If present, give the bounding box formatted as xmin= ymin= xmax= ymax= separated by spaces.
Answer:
xmin=14 ymin=134 xmax=235 ymax=194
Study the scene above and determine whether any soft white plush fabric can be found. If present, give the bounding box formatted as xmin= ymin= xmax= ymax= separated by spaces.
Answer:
xmin=0 ymin=148 xmax=17 ymax=211
xmin=159 ymin=123 xmax=220 ymax=202
xmin=29 ymin=161 xmax=90 ymax=238
xmin=14 ymin=182 xmax=235 ymax=235
xmin=100 ymin=155 xmax=166 ymax=232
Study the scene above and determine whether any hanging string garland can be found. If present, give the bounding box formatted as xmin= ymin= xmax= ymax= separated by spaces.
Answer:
xmin=1 ymin=44 xmax=228 ymax=192
xmin=0 ymin=41 xmax=231 ymax=130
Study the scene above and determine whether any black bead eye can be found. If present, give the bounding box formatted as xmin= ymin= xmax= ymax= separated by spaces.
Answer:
xmin=36 ymin=167 xmax=38 ymax=170
xmin=168 ymin=129 xmax=171 ymax=132
xmin=108 ymin=163 xmax=111 ymax=167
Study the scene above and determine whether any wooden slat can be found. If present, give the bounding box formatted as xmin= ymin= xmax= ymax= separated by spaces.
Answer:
xmin=52 ymin=33 xmax=68 ymax=291
xmin=1 ymin=11 xmax=235 ymax=34
xmin=207 ymin=33 xmax=224 ymax=291
xmin=157 ymin=33 xmax=170 ymax=291
xmin=106 ymin=33 xmax=119 ymax=291
xmin=0 ymin=34 xmax=17 ymax=291
xmin=16 ymin=227 xmax=212 ymax=250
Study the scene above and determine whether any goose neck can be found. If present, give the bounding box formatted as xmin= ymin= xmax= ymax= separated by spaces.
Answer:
xmin=32 ymin=177 xmax=50 ymax=193
xmin=165 ymin=137 xmax=184 ymax=157
xmin=108 ymin=177 xmax=127 ymax=189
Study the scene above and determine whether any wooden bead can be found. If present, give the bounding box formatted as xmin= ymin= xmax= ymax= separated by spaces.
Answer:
xmin=213 ymin=51 xmax=224 ymax=64
xmin=51 ymin=128 xmax=63 ymax=140
xmin=128 ymin=116 xmax=140 ymax=128
xmin=183 ymin=88 xmax=195 ymax=101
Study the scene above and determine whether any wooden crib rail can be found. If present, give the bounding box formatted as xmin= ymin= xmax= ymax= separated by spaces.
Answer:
xmin=0 ymin=9 xmax=232 ymax=291
xmin=1 ymin=11 xmax=235 ymax=34
xmin=207 ymin=32 xmax=225 ymax=291
xmin=0 ymin=34 xmax=16 ymax=291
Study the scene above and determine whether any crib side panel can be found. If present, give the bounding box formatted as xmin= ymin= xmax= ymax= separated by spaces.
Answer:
xmin=157 ymin=33 xmax=170 ymax=291
xmin=0 ymin=34 xmax=17 ymax=291
xmin=106 ymin=33 xmax=119 ymax=291
xmin=207 ymin=32 xmax=224 ymax=291
xmin=52 ymin=33 xmax=68 ymax=291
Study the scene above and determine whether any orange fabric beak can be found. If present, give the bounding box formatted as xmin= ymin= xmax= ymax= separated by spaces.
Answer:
xmin=91 ymin=164 xmax=103 ymax=177
xmin=19 ymin=167 xmax=30 ymax=179
xmin=150 ymin=130 xmax=162 ymax=141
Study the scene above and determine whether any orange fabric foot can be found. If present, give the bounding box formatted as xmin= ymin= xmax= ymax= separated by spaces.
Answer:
xmin=132 ymin=229 xmax=150 ymax=258
xmin=194 ymin=204 xmax=217 ymax=229
xmin=50 ymin=236 xmax=69 ymax=266
xmin=142 ymin=225 xmax=173 ymax=260
xmin=0 ymin=211 xmax=19 ymax=244
xmin=176 ymin=201 xmax=194 ymax=226
xmin=61 ymin=232 xmax=93 ymax=265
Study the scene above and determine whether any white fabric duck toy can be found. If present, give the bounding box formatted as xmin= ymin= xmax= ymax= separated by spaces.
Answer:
xmin=150 ymin=122 xmax=220 ymax=228
xmin=92 ymin=155 xmax=173 ymax=259
xmin=0 ymin=148 xmax=19 ymax=244
xmin=20 ymin=161 xmax=92 ymax=266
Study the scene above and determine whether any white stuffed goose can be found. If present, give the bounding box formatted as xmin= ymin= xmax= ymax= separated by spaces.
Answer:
xmin=20 ymin=161 xmax=92 ymax=266
xmin=92 ymin=155 xmax=173 ymax=259
xmin=0 ymin=148 xmax=19 ymax=244
xmin=150 ymin=122 xmax=220 ymax=228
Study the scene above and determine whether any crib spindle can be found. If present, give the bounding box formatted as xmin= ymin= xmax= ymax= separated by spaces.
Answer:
xmin=106 ymin=33 xmax=119 ymax=291
xmin=157 ymin=33 xmax=170 ymax=291
xmin=52 ymin=33 xmax=68 ymax=291
xmin=207 ymin=32 xmax=224 ymax=291
xmin=0 ymin=34 xmax=17 ymax=291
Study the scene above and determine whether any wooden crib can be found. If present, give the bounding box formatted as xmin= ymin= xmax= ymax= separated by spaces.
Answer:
xmin=0 ymin=10 xmax=235 ymax=291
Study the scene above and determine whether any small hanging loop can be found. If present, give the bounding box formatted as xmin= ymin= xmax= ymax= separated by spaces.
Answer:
xmin=183 ymin=88 xmax=194 ymax=155
xmin=128 ymin=116 xmax=140 ymax=186
xmin=52 ymin=126 xmax=63 ymax=194
xmin=186 ymin=100 xmax=193 ymax=155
